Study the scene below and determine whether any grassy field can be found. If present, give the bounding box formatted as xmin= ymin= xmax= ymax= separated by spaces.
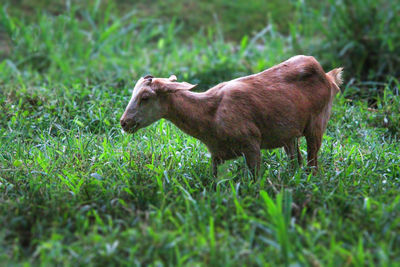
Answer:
xmin=1 ymin=1 xmax=400 ymax=265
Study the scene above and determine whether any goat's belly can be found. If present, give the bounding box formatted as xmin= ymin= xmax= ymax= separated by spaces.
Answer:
xmin=261 ymin=139 xmax=286 ymax=149
xmin=207 ymin=141 xmax=249 ymax=160
xmin=260 ymin=132 xmax=302 ymax=149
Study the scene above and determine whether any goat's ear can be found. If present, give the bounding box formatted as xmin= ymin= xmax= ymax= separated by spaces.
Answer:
xmin=154 ymin=80 xmax=197 ymax=93
xmin=142 ymin=75 xmax=153 ymax=85
xmin=168 ymin=75 xmax=177 ymax=82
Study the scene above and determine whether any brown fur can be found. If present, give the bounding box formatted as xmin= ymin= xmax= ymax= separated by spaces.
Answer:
xmin=120 ymin=55 xmax=343 ymax=178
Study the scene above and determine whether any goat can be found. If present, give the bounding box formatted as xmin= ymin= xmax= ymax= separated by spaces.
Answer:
xmin=120 ymin=55 xmax=343 ymax=178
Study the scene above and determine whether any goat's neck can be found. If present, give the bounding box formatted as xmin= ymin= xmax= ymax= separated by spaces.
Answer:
xmin=164 ymin=90 xmax=218 ymax=140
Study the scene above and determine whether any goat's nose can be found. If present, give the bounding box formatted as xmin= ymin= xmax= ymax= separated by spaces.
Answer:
xmin=120 ymin=119 xmax=127 ymax=128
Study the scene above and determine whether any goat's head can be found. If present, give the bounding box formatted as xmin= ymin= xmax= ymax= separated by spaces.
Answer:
xmin=120 ymin=74 xmax=196 ymax=133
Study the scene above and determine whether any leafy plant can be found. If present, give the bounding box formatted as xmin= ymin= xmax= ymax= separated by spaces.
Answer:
xmin=296 ymin=0 xmax=400 ymax=88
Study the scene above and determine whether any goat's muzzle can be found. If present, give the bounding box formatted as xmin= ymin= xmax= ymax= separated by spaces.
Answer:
xmin=120 ymin=118 xmax=139 ymax=133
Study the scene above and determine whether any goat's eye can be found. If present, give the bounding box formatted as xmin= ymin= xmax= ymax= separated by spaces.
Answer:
xmin=141 ymin=96 xmax=150 ymax=102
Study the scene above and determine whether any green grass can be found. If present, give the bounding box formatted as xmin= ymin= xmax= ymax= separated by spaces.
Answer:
xmin=1 ymin=1 xmax=400 ymax=266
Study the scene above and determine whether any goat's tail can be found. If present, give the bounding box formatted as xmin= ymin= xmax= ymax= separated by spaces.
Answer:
xmin=327 ymin=67 xmax=344 ymax=86
xmin=326 ymin=67 xmax=343 ymax=93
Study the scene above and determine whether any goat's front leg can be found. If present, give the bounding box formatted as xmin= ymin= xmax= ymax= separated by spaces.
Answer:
xmin=295 ymin=139 xmax=303 ymax=166
xmin=243 ymin=147 xmax=261 ymax=181
xmin=211 ymin=156 xmax=223 ymax=177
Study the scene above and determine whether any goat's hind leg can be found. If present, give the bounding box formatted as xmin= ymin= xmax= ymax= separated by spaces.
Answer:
xmin=305 ymin=130 xmax=322 ymax=174
xmin=284 ymin=138 xmax=303 ymax=169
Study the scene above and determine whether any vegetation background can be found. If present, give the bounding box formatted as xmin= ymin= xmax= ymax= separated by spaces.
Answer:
xmin=0 ymin=0 xmax=399 ymax=265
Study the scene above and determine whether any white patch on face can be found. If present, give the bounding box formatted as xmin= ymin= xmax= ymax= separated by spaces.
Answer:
xmin=125 ymin=78 xmax=146 ymax=111
xmin=132 ymin=77 xmax=145 ymax=99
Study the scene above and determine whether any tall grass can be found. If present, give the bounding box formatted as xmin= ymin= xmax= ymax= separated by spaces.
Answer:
xmin=1 ymin=0 xmax=400 ymax=265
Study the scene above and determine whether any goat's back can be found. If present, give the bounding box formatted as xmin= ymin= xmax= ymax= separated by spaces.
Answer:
xmin=240 ymin=55 xmax=330 ymax=109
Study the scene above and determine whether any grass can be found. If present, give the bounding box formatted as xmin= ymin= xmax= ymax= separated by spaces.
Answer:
xmin=1 ymin=1 xmax=400 ymax=265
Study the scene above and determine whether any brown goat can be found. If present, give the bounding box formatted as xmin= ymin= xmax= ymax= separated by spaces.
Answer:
xmin=120 ymin=55 xmax=343 ymax=178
